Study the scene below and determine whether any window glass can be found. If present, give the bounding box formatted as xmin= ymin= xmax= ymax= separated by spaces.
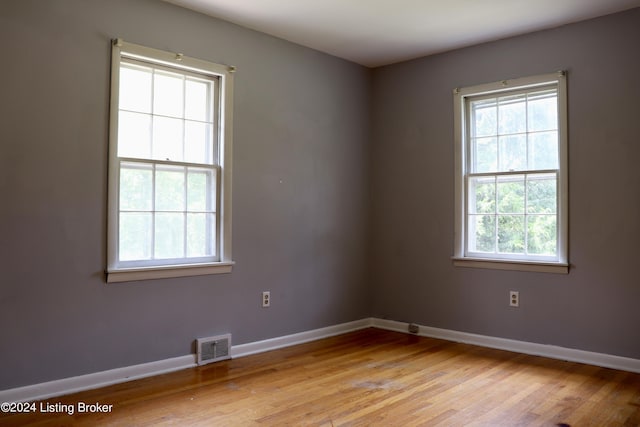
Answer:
xmin=454 ymin=73 xmax=567 ymax=270
xmin=107 ymin=40 xmax=233 ymax=282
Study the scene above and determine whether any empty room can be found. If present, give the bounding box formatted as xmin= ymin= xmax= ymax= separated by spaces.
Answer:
xmin=1 ymin=0 xmax=640 ymax=425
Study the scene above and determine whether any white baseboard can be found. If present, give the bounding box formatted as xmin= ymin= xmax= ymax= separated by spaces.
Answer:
xmin=231 ymin=318 xmax=373 ymax=358
xmin=3 ymin=317 xmax=639 ymax=403
xmin=0 ymin=354 xmax=197 ymax=404
xmin=372 ymin=318 xmax=640 ymax=374
xmin=0 ymin=319 xmax=374 ymax=403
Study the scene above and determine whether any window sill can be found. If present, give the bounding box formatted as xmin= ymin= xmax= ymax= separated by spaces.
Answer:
xmin=452 ymin=257 xmax=569 ymax=274
xmin=106 ymin=261 xmax=235 ymax=283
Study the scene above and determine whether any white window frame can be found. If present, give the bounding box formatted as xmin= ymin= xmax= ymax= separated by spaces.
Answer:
xmin=452 ymin=72 xmax=569 ymax=274
xmin=107 ymin=39 xmax=234 ymax=283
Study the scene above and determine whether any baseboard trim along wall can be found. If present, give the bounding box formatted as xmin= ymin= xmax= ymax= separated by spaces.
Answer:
xmin=0 ymin=319 xmax=373 ymax=403
xmin=2 ymin=317 xmax=639 ymax=403
xmin=372 ymin=318 xmax=640 ymax=375
xmin=230 ymin=318 xmax=373 ymax=358
xmin=0 ymin=354 xmax=198 ymax=404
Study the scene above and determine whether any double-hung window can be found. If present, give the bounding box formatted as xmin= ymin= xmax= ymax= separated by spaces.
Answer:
xmin=107 ymin=40 xmax=234 ymax=282
xmin=453 ymin=72 xmax=568 ymax=273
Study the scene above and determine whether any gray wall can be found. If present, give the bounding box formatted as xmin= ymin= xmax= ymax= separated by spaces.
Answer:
xmin=0 ymin=0 xmax=371 ymax=389
xmin=370 ymin=8 xmax=640 ymax=359
xmin=2 ymin=0 xmax=639 ymax=392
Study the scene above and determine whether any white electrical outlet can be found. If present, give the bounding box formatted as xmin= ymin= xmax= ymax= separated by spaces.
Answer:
xmin=262 ymin=291 xmax=270 ymax=307
xmin=510 ymin=291 xmax=519 ymax=307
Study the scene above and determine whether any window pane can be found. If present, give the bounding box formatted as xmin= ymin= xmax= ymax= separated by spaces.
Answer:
xmin=469 ymin=215 xmax=495 ymax=253
xmin=498 ymin=95 xmax=526 ymax=134
xmin=119 ymin=212 xmax=152 ymax=261
xmin=187 ymin=168 xmax=214 ymax=211
xmin=469 ymin=177 xmax=495 ymax=214
xmin=120 ymin=65 xmax=152 ymax=113
xmin=156 ymin=166 xmax=185 ymax=211
xmin=472 ymin=137 xmax=497 ymax=173
xmin=152 ymin=116 xmax=184 ymax=161
xmin=528 ymin=90 xmax=557 ymax=132
xmin=528 ymin=131 xmax=558 ymax=170
xmin=497 ymin=215 xmax=525 ymax=253
xmin=527 ymin=215 xmax=557 ymax=255
xmin=498 ymin=135 xmax=526 ymax=171
xmin=185 ymin=121 xmax=212 ymax=164
xmin=527 ymin=174 xmax=557 ymax=214
xmin=497 ymin=176 xmax=524 ymax=213
xmin=118 ymin=112 xmax=151 ymax=158
xmin=120 ymin=163 xmax=152 ymax=211
xmin=471 ymin=100 xmax=496 ymax=137
xmin=187 ymin=213 xmax=216 ymax=257
xmin=155 ymin=213 xmax=185 ymax=259
xmin=153 ymin=71 xmax=184 ymax=118
xmin=185 ymin=79 xmax=210 ymax=122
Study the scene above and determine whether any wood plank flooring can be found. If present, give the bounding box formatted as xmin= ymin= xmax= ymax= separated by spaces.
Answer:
xmin=1 ymin=328 xmax=639 ymax=426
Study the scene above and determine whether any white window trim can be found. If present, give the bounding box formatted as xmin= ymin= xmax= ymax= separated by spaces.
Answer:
xmin=106 ymin=39 xmax=235 ymax=283
xmin=452 ymin=72 xmax=569 ymax=274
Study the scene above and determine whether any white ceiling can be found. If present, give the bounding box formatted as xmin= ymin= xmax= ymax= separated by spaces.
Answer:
xmin=163 ymin=0 xmax=640 ymax=67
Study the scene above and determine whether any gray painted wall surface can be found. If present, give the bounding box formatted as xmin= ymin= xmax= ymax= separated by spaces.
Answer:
xmin=1 ymin=0 xmax=639 ymax=391
xmin=370 ymin=8 xmax=640 ymax=359
xmin=0 ymin=0 xmax=371 ymax=389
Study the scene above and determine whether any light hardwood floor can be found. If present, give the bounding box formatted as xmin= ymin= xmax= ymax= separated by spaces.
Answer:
xmin=1 ymin=328 xmax=639 ymax=426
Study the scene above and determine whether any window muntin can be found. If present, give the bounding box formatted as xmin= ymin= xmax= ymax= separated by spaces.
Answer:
xmin=467 ymin=86 xmax=559 ymax=260
xmin=468 ymin=88 xmax=558 ymax=175
xmin=467 ymin=172 xmax=558 ymax=259
xmin=117 ymin=61 xmax=216 ymax=165
xmin=453 ymin=73 xmax=567 ymax=271
xmin=107 ymin=40 xmax=234 ymax=282
xmin=118 ymin=161 xmax=217 ymax=265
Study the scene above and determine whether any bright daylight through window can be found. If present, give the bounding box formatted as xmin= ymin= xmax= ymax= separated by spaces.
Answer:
xmin=107 ymin=40 xmax=234 ymax=282
xmin=453 ymin=72 xmax=568 ymax=273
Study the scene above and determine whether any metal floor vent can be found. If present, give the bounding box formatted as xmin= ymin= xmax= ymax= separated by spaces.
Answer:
xmin=197 ymin=334 xmax=231 ymax=365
